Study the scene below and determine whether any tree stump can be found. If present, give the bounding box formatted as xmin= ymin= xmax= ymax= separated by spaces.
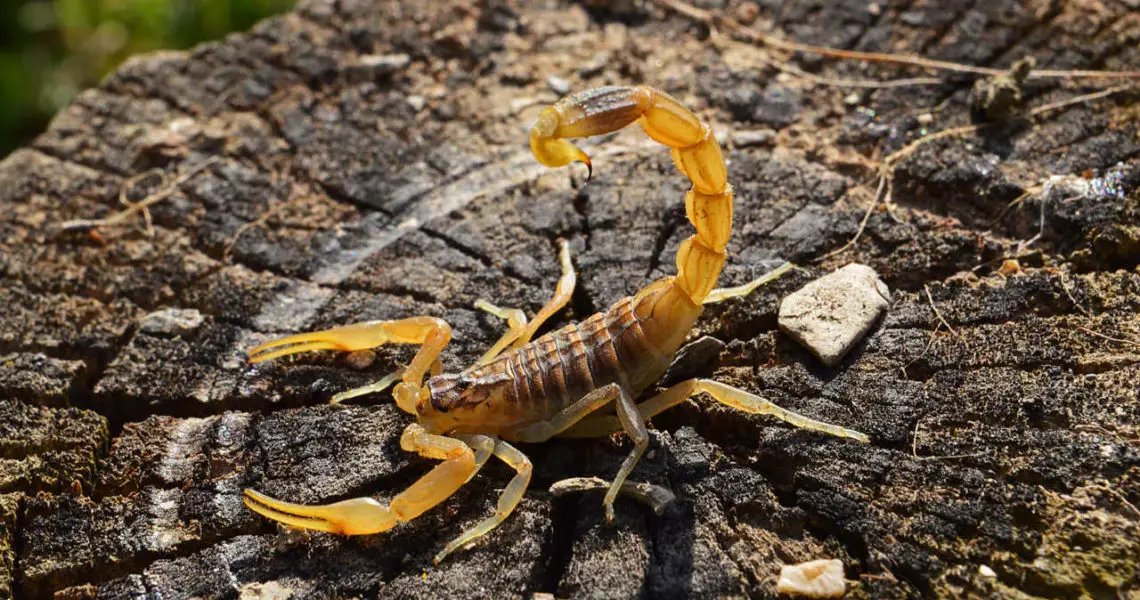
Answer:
xmin=2 ymin=1 xmax=1138 ymax=598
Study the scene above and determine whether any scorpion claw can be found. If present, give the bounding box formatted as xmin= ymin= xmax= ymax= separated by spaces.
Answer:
xmin=243 ymin=489 xmax=340 ymax=534
xmin=243 ymin=489 xmax=397 ymax=535
xmin=249 ymin=341 xmax=342 ymax=364
xmin=248 ymin=322 xmax=387 ymax=363
xmin=247 ymin=317 xmax=451 ymax=383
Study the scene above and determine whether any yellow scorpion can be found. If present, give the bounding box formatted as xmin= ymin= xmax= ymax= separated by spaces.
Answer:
xmin=243 ymin=85 xmax=869 ymax=564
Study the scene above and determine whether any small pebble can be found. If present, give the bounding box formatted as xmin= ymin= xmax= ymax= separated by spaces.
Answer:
xmin=978 ymin=564 xmax=997 ymax=578
xmin=778 ymin=264 xmax=891 ymax=367
xmin=139 ymin=308 xmax=205 ymax=336
xmin=407 ymin=95 xmax=426 ymax=112
xmin=344 ymin=350 xmax=376 ymax=370
xmin=844 ymin=92 xmax=861 ymax=106
xmin=776 ymin=559 xmax=846 ymax=598
xmin=868 ymin=3 xmax=881 ymax=16
xmin=167 ymin=117 xmax=198 ymax=135
xmin=547 ymin=75 xmax=572 ymax=96
xmin=239 ymin=581 xmax=296 ymax=600
xmin=736 ymin=1 xmax=760 ymax=24
xmin=998 ymin=258 xmax=1021 ymax=276
xmin=351 ymin=53 xmax=410 ymax=81
xmin=603 ymin=23 xmax=628 ymax=50
xmin=732 ymin=129 xmax=776 ymax=147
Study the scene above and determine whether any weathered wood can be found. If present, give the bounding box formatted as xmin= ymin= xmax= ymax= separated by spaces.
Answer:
xmin=1 ymin=0 xmax=1138 ymax=598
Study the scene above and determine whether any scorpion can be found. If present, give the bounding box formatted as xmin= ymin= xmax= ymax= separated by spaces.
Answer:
xmin=242 ymin=85 xmax=870 ymax=565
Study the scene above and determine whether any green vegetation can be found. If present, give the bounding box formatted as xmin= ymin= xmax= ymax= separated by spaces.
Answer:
xmin=0 ymin=0 xmax=294 ymax=156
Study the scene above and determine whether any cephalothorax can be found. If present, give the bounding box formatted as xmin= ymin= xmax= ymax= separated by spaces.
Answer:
xmin=243 ymin=85 xmax=869 ymax=564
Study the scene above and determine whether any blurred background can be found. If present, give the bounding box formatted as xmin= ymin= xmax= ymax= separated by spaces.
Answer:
xmin=0 ymin=0 xmax=295 ymax=157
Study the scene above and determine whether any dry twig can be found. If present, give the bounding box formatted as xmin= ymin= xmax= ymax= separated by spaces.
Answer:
xmin=1091 ymin=481 xmax=1140 ymax=519
xmin=916 ymin=452 xmax=988 ymax=462
xmin=1077 ymin=327 xmax=1140 ymax=350
xmin=900 ymin=321 xmax=942 ymax=380
xmin=223 ymin=187 xmax=306 ymax=262
xmin=58 ymin=157 xmax=221 ymax=234
xmin=925 ymin=284 xmax=963 ymax=341
xmin=1058 ymin=272 xmax=1091 ymax=318
xmin=815 ymin=175 xmax=888 ymax=262
xmin=743 ymin=41 xmax=941 ymax=89
xmin=885 ymin=84 xmax=1137 ymax=168
xmin=549 ymin=477 xmax=676 ymax=515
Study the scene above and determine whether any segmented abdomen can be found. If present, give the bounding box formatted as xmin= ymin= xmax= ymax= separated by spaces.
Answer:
xmin=461 ymin=279 xmax=700 ymax=420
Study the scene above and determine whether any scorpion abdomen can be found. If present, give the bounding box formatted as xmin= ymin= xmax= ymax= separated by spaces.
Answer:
xmin=433 ymin=277 xmax=699 ymax=429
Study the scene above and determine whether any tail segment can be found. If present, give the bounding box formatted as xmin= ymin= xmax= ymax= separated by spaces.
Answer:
xmin=530 ymin=85 xmax=731 ymax=305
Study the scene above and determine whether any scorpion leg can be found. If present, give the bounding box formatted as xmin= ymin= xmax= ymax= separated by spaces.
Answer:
xmin=473 ymin=300 xmax=528 ymax=365
xmin=564 ymin=379 xmax=870 ymax=443
xmin=703 ymin=262 xmax=794 ymax=305
xmin=330 ymin=370 xmax=403 ymax=405
xmin=474 ymin=239 xmax=576 ymax=364
xmin=513 ymin=238 xmax=576 ymax=348
xmin=243 ymin=423 xmax=479 ymax=536
xmin=509 ymin=383 xmax=646 ymax=522
xmin=461 ymin=433 xmax=496 ymax=483
xmin=510 ymin=383 xmax=623 ymax=442
xmin=604 ymin=384 xmax=650 ymax=522
xmin=434 ymin=436 xmax=533 ymax=564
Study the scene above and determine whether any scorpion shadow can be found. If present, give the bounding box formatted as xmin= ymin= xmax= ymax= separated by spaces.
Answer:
xmin=643 ymin=481 xmax=698 ymax=599
xmin=522 ymin=433 xmax=698 ymax=598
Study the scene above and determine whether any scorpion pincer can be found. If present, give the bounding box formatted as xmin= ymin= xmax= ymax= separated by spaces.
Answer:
xmin=242 ymin=85 xmax=870 ymax=564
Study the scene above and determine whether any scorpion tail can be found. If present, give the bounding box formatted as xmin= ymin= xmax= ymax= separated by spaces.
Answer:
xmin=529 ymin=85 xmax=731 ymax=305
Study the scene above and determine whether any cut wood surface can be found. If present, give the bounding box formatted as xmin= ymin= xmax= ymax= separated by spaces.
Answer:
xmin=1 ymin=0 xmax=1138 ymax=598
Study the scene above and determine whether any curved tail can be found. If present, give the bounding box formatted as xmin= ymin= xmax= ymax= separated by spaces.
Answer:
xmin=530 ymin=85 xmax=731 ymax=305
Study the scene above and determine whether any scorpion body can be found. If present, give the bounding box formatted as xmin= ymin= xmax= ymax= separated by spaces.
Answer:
xmin=427 ymin=280 xmax=687 ymax=435
xmin=243 ymin=85 xmax=868 ymax=564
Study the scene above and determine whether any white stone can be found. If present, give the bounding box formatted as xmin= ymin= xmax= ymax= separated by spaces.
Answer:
xmin=139 ymin=308 xmax=205 ymax=336
xmin=776 ymin=558 xmax=847 ymax=598
xmin=978 ymin=564 xmax=997 ymax=578
xmin=546 ymin=75 xmax=572 ymax=96
xmin=778 ymin=263 xmax=890 ymax=366
xmin=239 ymin=581 xmax=295 ymax=600
xmin=359 ymin=53 xmax=410 ymax=72
xmin=732 ymin=128 xmax=776 ymax=147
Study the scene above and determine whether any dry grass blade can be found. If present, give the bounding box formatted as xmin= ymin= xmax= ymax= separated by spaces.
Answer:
xmin=925 ymin=284 xmax=963 ymax=341
xmin=884 ymin=83 xmax=1137 ymax=168
xmin=815 ymin=174 xmax=888 ymax=262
